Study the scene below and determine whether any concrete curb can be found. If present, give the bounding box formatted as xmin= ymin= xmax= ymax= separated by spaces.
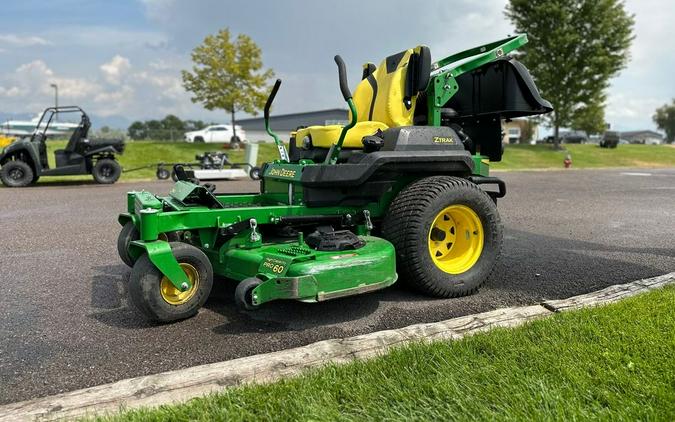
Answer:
xmin=1 ymin=271 xmax=673 ymax=421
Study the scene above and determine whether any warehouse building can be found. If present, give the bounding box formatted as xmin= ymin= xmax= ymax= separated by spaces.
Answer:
xmin=237 ymin=108 xmax=348 ymax=142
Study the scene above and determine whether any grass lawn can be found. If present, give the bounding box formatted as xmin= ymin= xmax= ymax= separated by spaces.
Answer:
xmin=5 ymin=141 xmax=674 ymax=185
xmin=98 ymin=286 xmax=675 ymax=421
xmin=493 ymin=144 xmax=675 ymax=171
xmin=31 ymin=140 xmax=281 ymax=184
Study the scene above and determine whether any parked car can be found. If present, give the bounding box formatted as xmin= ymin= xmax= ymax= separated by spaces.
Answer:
xmin=599 ymin=131 xmax=619 ymax=148
xmin=184 ymin=125 xmax=247 ymax=148
xmin=560 ymin=130 xmax=588 ymax=144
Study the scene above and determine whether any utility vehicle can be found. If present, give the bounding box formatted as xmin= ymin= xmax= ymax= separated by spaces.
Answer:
xmin=118 ymin=35 xmax=552 ymax=322
xmin=0 ymin=106 xmax=124 ymax=187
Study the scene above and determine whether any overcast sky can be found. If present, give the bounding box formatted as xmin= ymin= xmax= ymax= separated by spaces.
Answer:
xmin=0 ymin=0 xmax=672 ymax=132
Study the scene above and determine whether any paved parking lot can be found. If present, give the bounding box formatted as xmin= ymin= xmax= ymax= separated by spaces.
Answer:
xmin=1 ymin=168 xmax=674 ymax=404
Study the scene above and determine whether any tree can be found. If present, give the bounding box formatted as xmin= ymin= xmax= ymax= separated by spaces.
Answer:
xmin=505 ymin=0 xmax=634 ymax=149
xmin=572 ymin=100 xmax=607 ymax=135
xmin=182 ymin=28 xmax=273 ymax=143
xmin=519 ymin=119 xmax=535 ymax=144
xmin=161 ymin=114 xmax=185 ymax=132
xmin=128 ymin=121 xmax=147 ymax=140
xmin=653 ymin=99 xmax=675 ymax=144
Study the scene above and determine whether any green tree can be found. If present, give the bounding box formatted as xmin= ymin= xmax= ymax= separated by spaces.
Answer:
xmin=182 ymin=28 xmax=273 ymax=143
xmin=653 ymin=99 xmax=675 ymax=143
xmin=505 ymin=0 xmax=634 ymax=149
xmin=572 ymin=100 xmax=607 ymax=135
xmin=127 ymin=121 xmax=147 ymax=140
xmin=161 ymin=114 xmax=185 ymax=141
xmin=161 ymin=114 xmax=185 ymax=131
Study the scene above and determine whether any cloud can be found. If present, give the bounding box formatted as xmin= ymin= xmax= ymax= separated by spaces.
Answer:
xmin=0 ymin=59 xmax=100 ymax=116
xmin=100 ymin=55 xmax=132 ymax=85
xmin=0 ymin=86 xmax=21 ymax=97
xmin=0 ymin=34 xmax=50 ymax=47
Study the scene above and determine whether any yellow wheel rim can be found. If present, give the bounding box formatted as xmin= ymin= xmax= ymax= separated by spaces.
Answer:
xmin=428 ymin=205 xmax=484 ymax=274
xmin=160 ymin=263 xmax=200 ymax=305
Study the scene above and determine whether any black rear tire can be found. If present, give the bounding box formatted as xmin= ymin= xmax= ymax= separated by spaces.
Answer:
xmin=382 ymin=176 xmax=502 ymax=298
xmin=0 ymin=160 xmax=34 ymax=187
xmin=117 ymin=221 xmax=140 ymax=267
xmin=92 ymin=158 xmax=121 ymax=184
xmin=128 ymin=242 xmax=213 ymax=322
xmin=235 ymin=277 xmax=262 ymax=311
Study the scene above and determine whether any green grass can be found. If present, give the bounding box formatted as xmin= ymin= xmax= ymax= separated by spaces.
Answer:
xmin=99 ymin=286 xmax=675 ymax=421
xmin=13 ymin=141 xmax=675 ymax=185
xmin=493 ymin=144 xmax=675 ymax=171
xmin=34 ymin=140 xmax=280 ymax=184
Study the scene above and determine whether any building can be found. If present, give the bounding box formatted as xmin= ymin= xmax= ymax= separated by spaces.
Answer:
xmin=237 ymin=108 xmax=348 ymax=142
xmin=619 ymin=130 xmax=664 ymax=145
xmin=502 ymin=119 xmax=540 ymax=144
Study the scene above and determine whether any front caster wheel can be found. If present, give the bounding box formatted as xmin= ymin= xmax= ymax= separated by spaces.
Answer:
xmin=235 ymin=277 xmax=262 ymax=311
xmin=128 ymin=242 xmax=213 ymax=322
xmin=117 ymin=221 xmax=139 ymax=267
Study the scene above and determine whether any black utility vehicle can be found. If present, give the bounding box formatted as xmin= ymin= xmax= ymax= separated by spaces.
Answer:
xmin=0 ymin=106 xmax=124 ymax=187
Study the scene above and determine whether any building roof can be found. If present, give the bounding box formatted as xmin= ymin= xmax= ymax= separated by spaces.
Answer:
xmin=620 ymin=130 xmax=663 ymax=139
xmin=237 ymin=108 xmax=348 ymax=131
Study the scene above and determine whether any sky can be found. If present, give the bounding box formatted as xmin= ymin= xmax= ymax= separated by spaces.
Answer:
xmin=0 ymin=0 xmax=672 ymax=132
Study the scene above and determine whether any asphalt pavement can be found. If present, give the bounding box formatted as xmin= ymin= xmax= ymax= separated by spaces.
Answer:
xmin=1 ymin=168 xmax=674 ymax=404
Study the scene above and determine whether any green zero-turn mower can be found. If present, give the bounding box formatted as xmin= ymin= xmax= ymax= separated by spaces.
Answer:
xmin=118 ymin=34 xmax=552 ymax=322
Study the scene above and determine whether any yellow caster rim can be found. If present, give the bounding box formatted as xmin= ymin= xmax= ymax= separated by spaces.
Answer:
xmin=428 ymin=205 xmax=484 ymax=274
xmin=160 ymin=263 xmax=200 ymax=305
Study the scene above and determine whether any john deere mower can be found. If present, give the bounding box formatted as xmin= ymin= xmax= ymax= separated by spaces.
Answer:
xmin=118 ymin=34 xmax=552 ymax=322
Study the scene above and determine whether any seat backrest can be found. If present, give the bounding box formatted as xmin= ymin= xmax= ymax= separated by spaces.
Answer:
xmin=64 ymin=115 xmax=91 ymax=153
xmin=351 ymin=45 xmax=431 ymax=128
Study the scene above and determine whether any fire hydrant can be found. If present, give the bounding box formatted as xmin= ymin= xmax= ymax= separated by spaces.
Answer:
xmin=563 ymin=153 xmax=572 ymax=168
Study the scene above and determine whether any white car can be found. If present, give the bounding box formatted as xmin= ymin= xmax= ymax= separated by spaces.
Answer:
xmin=184 ymin=125 xmax=247 ymax=144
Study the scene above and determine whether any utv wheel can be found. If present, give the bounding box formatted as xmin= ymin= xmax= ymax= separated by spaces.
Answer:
xmin=0 ymin=160 xmax=34 ymax=187
xmin=156 ymin=167 xmax=170 ymax=180
xmin=382 ymin=176 xmax=502 ymax=298
xmin=235 ymin=277 xmax=262 ymax=311
xmin=249 ymin=166 xmax=261 ymax=180
xmin=92 ymin=158 xmax=121 ymax=184
xmin=128 ymin=242 xmax=213 ymax=322
xmin=117 ymin=221 xmax=140 ymax=267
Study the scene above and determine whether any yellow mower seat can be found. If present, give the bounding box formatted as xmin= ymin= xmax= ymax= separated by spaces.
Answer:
xmin=294 ymin=45 xmax=431 ymax=150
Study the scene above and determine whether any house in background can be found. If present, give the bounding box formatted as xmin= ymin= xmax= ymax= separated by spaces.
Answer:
xmin=619 ymin=130 xmax=663 ymax=145
xmin=237 ymin=108 xmax=348 ymax=142
xmin=502 ymin=119 xmax=539 ymax=144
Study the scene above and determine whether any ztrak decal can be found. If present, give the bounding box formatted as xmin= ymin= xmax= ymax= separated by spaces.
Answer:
xmin=433 ymin=136 xmax=455 ymax=144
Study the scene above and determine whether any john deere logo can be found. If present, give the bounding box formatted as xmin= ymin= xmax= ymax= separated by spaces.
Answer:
xmin=269 ymin=168 xmax=297 ymax=178
xmin=433 ymin=136 xmax=454 ymax=144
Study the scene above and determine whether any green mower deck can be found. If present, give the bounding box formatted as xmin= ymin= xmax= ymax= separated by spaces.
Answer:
xmin=118 ymin=35 xmax=552 ymax=322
